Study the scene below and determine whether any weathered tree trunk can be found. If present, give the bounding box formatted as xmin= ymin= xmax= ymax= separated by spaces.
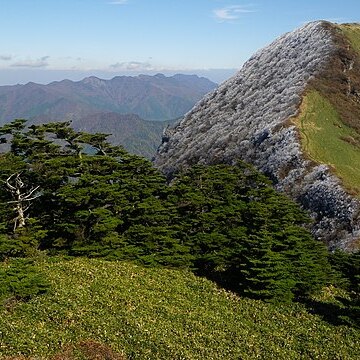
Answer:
xmin=5 ymin=173 xmax=40 ymax=231
xmin=16 ymin=203 xmax=26 ymax=229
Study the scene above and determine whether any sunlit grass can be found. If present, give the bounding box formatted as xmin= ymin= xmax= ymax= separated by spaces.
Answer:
xmin=0 ymin=257 xmax=359 ymax=359
xmin=339 ymin=23 xmax=360 ymax=55
xmin=293 ymin=90 xmax=360 ymax=195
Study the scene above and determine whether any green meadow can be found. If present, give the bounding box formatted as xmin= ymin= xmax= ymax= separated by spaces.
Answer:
xmin=294 ymin=90 xmax=360 ymax=195
xmin=340 ymin=23 xmax=360 ymax=54
xmin=0 ymin=257 xmax=359 ymax=360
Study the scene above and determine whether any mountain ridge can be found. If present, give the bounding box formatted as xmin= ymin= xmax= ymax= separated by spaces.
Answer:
xmin=0 ymin=73 xmax=217 ymax=123
xmin=72 ymin=112 xmax=175 ymax=158
xmin=155 ymin=21 xmax=360 ymax=250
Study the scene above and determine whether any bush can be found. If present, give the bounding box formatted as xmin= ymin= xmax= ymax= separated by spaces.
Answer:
xmin=0 ymin=219 xmax=47 ymax=261
xmin=0 ymin=259 xmax=50 ymax=306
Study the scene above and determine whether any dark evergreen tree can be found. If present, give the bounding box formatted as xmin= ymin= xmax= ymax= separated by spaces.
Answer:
xmin=0 ymin=120 xmax=336 ymax=304
xmin=169 ymin=164 xmax=332 ymax=302
xmin=0 ymin=120 xmax=177 ymax=262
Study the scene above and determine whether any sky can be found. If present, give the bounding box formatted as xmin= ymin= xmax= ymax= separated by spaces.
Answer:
xmin=0 ymin=0 xmax=359 ymax=85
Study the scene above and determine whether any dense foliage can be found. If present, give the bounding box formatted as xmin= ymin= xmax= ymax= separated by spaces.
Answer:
xmin=0 ymin=120 xmax=170 ymax=259
xmin=0 ymin=120 xmax=357 ymax=306
xmin=168 ymin=164 xmax=333 ymax=302
xmin=0 ymin=258 xmax=50 ymax=306
xmin=328 ymin=250 xmax=360 ymax=327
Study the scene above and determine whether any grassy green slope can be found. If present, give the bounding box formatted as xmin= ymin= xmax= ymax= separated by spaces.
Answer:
xmin=0 ymin=258 xmax=359 ymax=359
xmin=340 ymin=23 xmax=360 ymax=54
xmin=292 ymin=23 xmax=360 ymax=195
xmin=294 ymin=90 xmax=360 ymax=194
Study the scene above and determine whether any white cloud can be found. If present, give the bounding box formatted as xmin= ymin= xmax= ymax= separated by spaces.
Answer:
xmin=0 ymin=55 xmax=12 ymax=61
xmin=11 ymin=56 xmax=50 ymax=68
xmin=213 ymin=5 xmax=254 ymax=22
xmin=108 ymin=0 xmax=128 ymax=4
xmin=110 ymin=61 xmax=154 ymax=71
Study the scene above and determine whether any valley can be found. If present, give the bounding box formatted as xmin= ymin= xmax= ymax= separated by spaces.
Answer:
xmin=0 ymin=73 xmax=216 ymax=158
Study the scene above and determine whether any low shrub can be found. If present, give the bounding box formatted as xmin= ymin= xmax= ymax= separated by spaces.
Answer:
xmin=0 ymin=258 xmax=50 ymax=306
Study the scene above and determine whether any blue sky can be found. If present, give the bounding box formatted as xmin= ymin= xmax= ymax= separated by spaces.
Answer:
xmin=0 ymin=0 xmax=359 ymax=85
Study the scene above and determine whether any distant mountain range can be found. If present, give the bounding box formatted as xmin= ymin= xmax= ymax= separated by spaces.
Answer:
xmin=0 ymin=73 xmax=216 ymax=123
xmin=72 ymin=112 xmax=175 ymax=159
xmin=0 ymin=73 xmax=216 ymax=157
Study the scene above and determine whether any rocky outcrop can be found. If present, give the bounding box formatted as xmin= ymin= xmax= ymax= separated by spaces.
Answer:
xmin=155 ymin=21 xmax=360 ymax=250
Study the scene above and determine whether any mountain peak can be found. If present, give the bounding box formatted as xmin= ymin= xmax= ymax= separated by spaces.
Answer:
xmin=0 ymin=73 xmax=217 ymax=124
xmin=155 ymin=21 xmax=360 ymax=250
xmin=82 ymin=76 xmax=105 ymax=86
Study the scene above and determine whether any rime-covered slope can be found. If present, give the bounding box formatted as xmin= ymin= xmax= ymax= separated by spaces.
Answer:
xmin=155 ymin=21 xmax=360 ymax=250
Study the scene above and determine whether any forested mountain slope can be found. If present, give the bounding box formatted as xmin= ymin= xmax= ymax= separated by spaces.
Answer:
xmin=71 ymin=112 xmax=175 ymax=158
xmin=0 ymin=73 xmax=216 ymax=123
xmin=155 ymin=21 xmax=360 ymax=251
xmin=0 ymin=73 xmax=211 ymax=156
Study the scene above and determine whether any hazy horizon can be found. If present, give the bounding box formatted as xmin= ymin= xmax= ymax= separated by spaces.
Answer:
xmin=0 ymin=68 xmax=237 ymax=86
xmin=0 ymin=0 xmax=359 ymax=86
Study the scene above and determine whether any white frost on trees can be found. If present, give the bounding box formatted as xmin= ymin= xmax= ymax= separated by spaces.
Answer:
xmin=155 ymin=21 xmax=360 ymax=250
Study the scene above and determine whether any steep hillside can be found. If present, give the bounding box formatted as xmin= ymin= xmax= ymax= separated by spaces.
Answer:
xmin=71 ymin=112 xmax=175 ymax=158
xmin=0 ymin=258 xmax=358 ymax=359
xmin=0 ymin=73 xmax=216 ymax=123
xmin=155 ymin=21 xmax=360 ymax=250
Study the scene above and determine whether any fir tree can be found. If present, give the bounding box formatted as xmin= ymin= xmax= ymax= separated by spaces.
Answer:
xmin=170 ymin=163 xmax=332 ymax=302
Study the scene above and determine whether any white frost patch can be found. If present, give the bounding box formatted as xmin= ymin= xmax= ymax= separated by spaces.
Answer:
xmin=155 ymin=21 xmax=360 ymax=249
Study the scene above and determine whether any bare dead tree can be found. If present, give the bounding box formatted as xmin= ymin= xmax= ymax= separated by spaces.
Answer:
xmin=5 ymin=173 xmax=41 ymax=231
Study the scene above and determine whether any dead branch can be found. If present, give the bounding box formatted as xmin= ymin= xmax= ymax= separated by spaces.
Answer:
xmin=4 ymin=172 xmax=41 ymax=231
